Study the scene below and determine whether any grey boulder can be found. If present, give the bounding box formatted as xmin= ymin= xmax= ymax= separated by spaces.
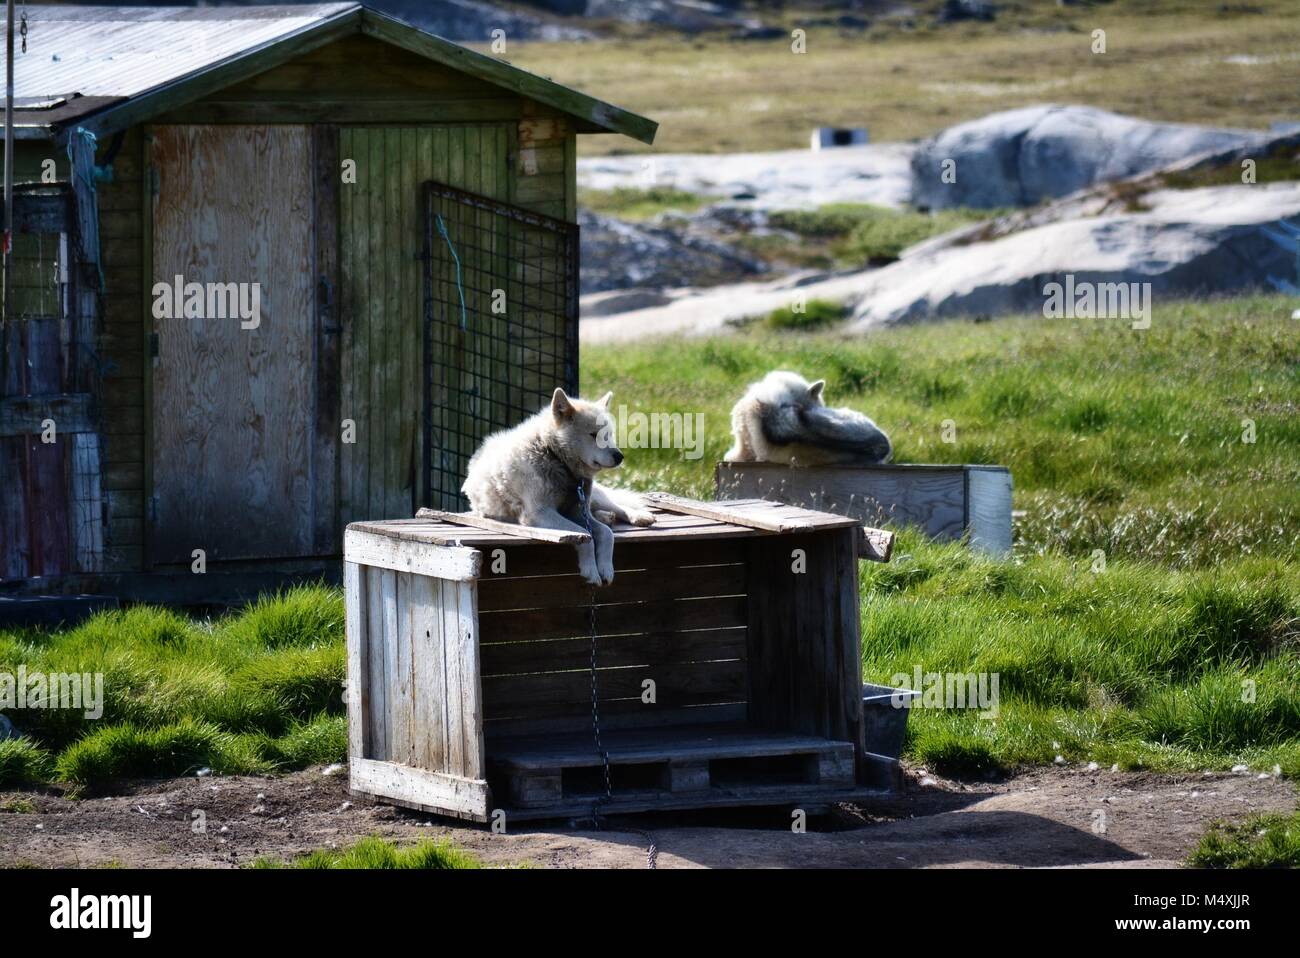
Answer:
xmin=912 ymin=105 xmax=1270 ymax=210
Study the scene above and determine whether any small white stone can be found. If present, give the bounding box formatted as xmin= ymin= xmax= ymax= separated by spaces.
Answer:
xmin=920 ymin=776 xmax=937 ymax=786
xmin=322 ymin=763 xmax=345 ymax=777
xmin=1086 ymin=761 xmax=1099 ymax=772
xmin=1231 ymin=764 xmax=1250 ymax=773
xmin=1273 ymin=765 xmax=1282 ymax=777
xmin=1054 ymin=755 xmax=1066 ymax=765
xmin=196 ymin=767 xmax=212 ymax=778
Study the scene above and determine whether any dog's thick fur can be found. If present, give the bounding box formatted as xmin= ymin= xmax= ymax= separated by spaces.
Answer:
xmin=724 ymin=370 xmax=892 ymax=467
xmin=462 ymin=388 xmax=655 ymax=586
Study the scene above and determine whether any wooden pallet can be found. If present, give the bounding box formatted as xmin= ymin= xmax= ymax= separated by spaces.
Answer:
xmin=485 ymin=725 xmax=884 ymax=820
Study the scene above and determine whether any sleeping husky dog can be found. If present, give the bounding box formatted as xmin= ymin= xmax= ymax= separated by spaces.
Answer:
xmin=462 ymin=388 xmax=655 ymax=586
xmin=725 ymin=370 xmax=892 ymax=466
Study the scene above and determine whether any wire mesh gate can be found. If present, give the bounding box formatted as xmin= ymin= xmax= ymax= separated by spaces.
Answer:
xmin=422 ymin=182 xmax=579 ymax=510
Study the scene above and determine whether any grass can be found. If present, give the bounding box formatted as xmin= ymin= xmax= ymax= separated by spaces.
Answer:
xmin=760 ymin=204 xmax=999 ymax=268
xmin=578 ymin=185 xmax=715 ymax=220
xmin=0 ymin=584 xmax=346 ymax=789
xmin=252 ymin=836 xmax=481 ymax=870
xmin=493 ymin=1 xmax=1300 ymax=155
xmin=585 ymin=293 xmax=1300 ymax=776
xmin=1188 ymin=810 xmax=1300 ymax=867
xmin=1 ymin=296 xmax=1297 ymax=789
xmin=765 ymin=298 xmax=846 ymax=330
xmin=587 ymin=293 xmax=1300 ymax=567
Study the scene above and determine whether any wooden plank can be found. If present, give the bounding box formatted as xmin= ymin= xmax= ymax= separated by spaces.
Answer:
xmin=311 ymin=124 xmax=341 ymax=555
xmin=349 ymin=756 xmax=489 ymax=821
xmin=484 ymin=702 xmax=746 ymax=739
xmin=383 ymin=126 xmax=404 ymax=521
xmin=68 ymin=433 xmax=104 ymax=573
xmin=343 ymin=527 xmax=481 ymax=581
xmin=482 ymin=659 xmax=747 ymax=720
xmin=0 ymin=393 xmax=95 ymax=437
xmin=24 ymin=319 xmax=72 ymax=576
xmin=364 ymin=566 xmax=389 ymax=761
xmin=153 ymin=99 xmax=527 ymax=125
xmin=717 ymin=461 xmax=993 ymax=553
xmin=383 ymin=569 xmax=409 ymax=768
xmin=343 ymin=560 xmax=367 ymax=760
xmin=148 ymin=124 xmax=315 ymax=564
xmin=454 ymin=579 xmax=486 ymax=780
xmin=414 ymin=507 xmax=589 ymax=544
xmin=360 ymin=10 xmax=658 ymax=144
xmin=398 ymin=125 xmax=418 ymax=522
xmin=481 ymin=627 xmax=747 ymax=676
xmin=408 ymin=570 xmax=445 ymax=771
xmin=486 ymin=536 xmax=745 ymax=578
xmin=644 ymin=491 xmax=860 ymax=532
xmin=479 ymin=594 xmax=748 ymax=644
xmin=967 ymin=466 xmax=1014 ymax=555
xmin=478 ymin=562 xmax=745 ymax=612
xmin=366 ymin=126 xmax=386 ymax=520
xmin=490 ymin=725 xmax=850 ymax=771
xmin=441 ymin=578 xmax=466 ymax=777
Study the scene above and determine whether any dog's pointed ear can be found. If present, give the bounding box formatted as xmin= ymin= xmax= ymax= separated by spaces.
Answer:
xmin=551 ymin=387 xmax=574 ymax=420
xmin=596 ymin=391 xmax=614 ymax=410
xmin=808 ymin=379 xmax=826 ymax=402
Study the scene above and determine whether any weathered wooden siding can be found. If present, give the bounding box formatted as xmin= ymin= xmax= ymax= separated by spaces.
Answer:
xmin=98 ymin=129 xmax=147 ymax=573
xmin=156 ymin=36 xmax=538 ymax=126
xmin=338 ymin=124 xmax=514 ymax=527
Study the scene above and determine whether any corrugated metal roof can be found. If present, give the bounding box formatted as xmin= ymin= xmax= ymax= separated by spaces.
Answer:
xmin=7 ymin=3 xmax=358 ymax=101
xmin=1 ymin=4 xmax=656 ymax=144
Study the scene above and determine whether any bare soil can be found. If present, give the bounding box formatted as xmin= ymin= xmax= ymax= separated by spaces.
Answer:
xmin=1 ymin=764 xmax=1293 ymax=869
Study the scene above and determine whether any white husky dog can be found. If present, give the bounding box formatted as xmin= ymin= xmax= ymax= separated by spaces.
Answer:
xmin=462 ymin=388 xmax=656 ymax=586
xmin=725 ymin=370 xmax=892 ymax=466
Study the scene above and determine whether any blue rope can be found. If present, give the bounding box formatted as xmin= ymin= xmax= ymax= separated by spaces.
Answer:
xmin=434 ymin=213 xmax=468 ymax=330
xmin=67 ymin=127 xmax=105 ymax=289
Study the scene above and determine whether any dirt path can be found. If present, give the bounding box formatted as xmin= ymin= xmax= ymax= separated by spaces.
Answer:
xmin=1 ymin=764 xmax=1293 ymax=869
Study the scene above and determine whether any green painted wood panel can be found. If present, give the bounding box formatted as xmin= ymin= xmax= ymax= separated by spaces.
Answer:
xmin=338 ymin=124 xmax=512 ymax=527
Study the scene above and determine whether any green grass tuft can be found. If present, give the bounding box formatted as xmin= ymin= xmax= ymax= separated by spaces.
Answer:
xmin=1188 ymin=811 xmax=1300 ymax=868
xmin=577 ymin=186 xmax=714 ymax=221
xmin=765 ymin=298 xmax=846 ymax=331
xmin=253 ymin=836 xmax=481 ymax=870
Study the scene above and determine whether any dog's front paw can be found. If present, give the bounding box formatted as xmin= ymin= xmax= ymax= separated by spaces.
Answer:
xmin=579 ymin=561 xmax=602 ymax=586
xmin=626 ymin=509 xmax=656 ymax=527
xmin=599 ymin=561 xmax=615 ymax=586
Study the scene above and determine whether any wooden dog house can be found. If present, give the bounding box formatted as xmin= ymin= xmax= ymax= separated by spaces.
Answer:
xmin=343 ymin=495 xmax=898 ymax=822
xmin=0 ymin=4 xmax=655 ymax=602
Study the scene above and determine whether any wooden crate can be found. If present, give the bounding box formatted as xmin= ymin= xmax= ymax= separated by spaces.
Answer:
xmin=344 ymin=494 xmax=899 ymax=822
xmin=716 ymin=462 xmax=1013 ymax=556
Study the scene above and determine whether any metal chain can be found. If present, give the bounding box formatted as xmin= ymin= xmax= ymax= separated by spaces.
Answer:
xmin=575 ymin=484 xmax=657 ymax=869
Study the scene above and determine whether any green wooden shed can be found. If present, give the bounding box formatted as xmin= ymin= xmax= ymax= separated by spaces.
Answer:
xmin=0 ymin=3 xmax=656 ymax=601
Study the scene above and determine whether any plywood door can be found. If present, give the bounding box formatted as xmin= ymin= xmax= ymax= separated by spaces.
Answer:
xmin=149 ymin=125 xmax=315 ymax=564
